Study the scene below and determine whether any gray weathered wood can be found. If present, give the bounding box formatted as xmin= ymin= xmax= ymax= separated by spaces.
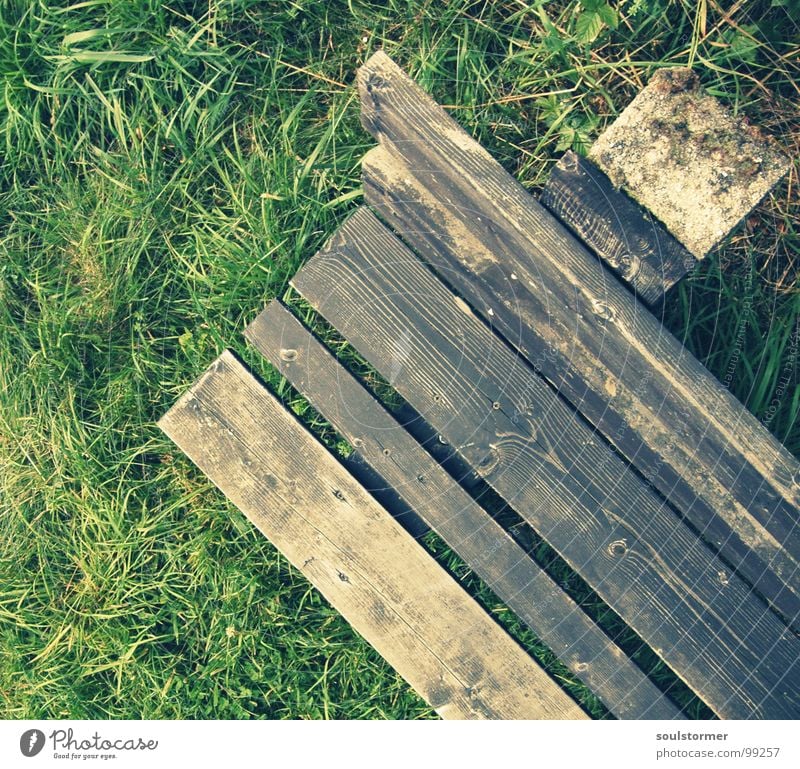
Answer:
xmin=158 ymin=351 xmax=587 ymax=720
xmin=291 ymin=207 xmax=800 ymax=720
xmin=540 ymin=150 xmax=696 ymax=304
xmin=364 ymin=146 xmax=800 ymax=628
xmin=245 ymin=300 xmax=685 ymax=720
xmin=357 ymin=51 xmax=800 ymax=625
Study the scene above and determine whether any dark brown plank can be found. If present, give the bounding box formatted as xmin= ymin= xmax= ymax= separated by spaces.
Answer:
xmin=357 ymin=51 xmax=800 ymax=624
xmin=159 ymin=351 xmax=587 ymax=720
xmin=245 ymin=300 xmax=684 ymax=720
xmin=291 ymin=207 xmax=800 ymax=720
xmin=540 ymin=151 xmax=696 ymax=304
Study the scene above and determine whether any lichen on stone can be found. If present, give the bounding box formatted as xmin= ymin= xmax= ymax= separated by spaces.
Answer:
xmin=589 ymin=67 xmax=790 ymax=259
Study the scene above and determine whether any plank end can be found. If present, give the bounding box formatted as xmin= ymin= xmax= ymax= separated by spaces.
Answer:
xmin=157 ymin=349 xmax=239 ymax=435
xmin=541 ymin=150 xmax=698 ymax=304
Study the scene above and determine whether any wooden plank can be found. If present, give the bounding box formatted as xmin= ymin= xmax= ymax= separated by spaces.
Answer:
xmin=290 ymin=207 xmax=800 ymax=720
xmin=245 ymin=300 xmax=685 ymax=720
xmin=363 ymin=148 xmax=800 ymax=629
xmin=357 ymin=51 xmax=800 ymax=624
xmin=540 ymin=150 xmax=696 ymax=304
xmin=158 ymin=351 xmax=587 ymax=721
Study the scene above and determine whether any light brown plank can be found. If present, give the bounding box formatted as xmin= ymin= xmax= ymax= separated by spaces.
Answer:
xmin=158 ymin=351 xmax=587 ymax=720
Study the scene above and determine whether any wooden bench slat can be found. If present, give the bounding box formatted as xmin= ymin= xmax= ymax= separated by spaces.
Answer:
xmin=356 ymin=52 xmax=800 ymax=624
xmin=245 ymin=300 xmax=684 ymax=720
xmin=363 ymin=145 xmax=800 ymax=625
xmin=540 ymin=150 xmax=696 ymax=304
xmin=290 ymin=207 xmax=800 ymax=720
xmin=158 ymin=351 xmax=587 ymax=720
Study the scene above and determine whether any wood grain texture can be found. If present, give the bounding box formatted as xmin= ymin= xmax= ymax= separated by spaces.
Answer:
xmin=245 ymin=300 xmax=684 ymax=720
xmin=540 ymin=151 xmax=696 ymax=304
xmin=291 ymin=207 xmax=800 ymax=720
xmin=363 ymin=146 xmax=800 ymax=626
xmin=356 ymin=52 xmax=800 ymax=625
xmin=158 ymin=351 xmax=587 ymax=720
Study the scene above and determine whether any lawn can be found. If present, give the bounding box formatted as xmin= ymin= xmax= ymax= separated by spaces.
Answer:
xmin=0 ymin=0 xmax=797 ymax=719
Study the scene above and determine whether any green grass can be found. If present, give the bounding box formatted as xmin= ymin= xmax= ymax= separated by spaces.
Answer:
xmin=1 ymin=0 xmax=797 ymax=719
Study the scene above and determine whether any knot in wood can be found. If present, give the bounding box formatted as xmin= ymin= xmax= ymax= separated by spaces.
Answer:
xmin=279 ymin=348 xmax=298 ymax=362
xmin=479 ymin=445 xmax=500 ymax=471
xmin=617 ymin=251 xmax=641 ymax=280
xmin=364 ymin=72 xmax=389 ymax=93
xmin=591 ymin=299 xmax=615 ymax=323
xmin=607 ymin=538 xmax=628 ymax=557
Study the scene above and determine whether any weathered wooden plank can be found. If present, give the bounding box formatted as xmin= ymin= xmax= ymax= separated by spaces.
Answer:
xmin=245 ymin=300 xmax=684 ymax=720
xmin=363 ymin=148 xmax=800 ymax=628
xmin=158 ymin=351 xmax=586 ymax=720
xmin=291 ymin=207 xmax=800 ymax=720
xmin=357 ymin=51 xmax=800 ymax=624
xmin=540 ymin=150 xmax=696 ymax=304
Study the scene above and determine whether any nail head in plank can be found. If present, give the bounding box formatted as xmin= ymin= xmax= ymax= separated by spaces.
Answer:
xmin=291 ymin=207 xmax=800 ymax=719
xmin=356 ymin=54 xmax=800 ymax=623
xmin=245 ymin=300 xmax=684 ymax=720
xmin=158 ymin=351 xmax=587 ymax=720
xmin=540 ymin=150 xmax=697 ymax=304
